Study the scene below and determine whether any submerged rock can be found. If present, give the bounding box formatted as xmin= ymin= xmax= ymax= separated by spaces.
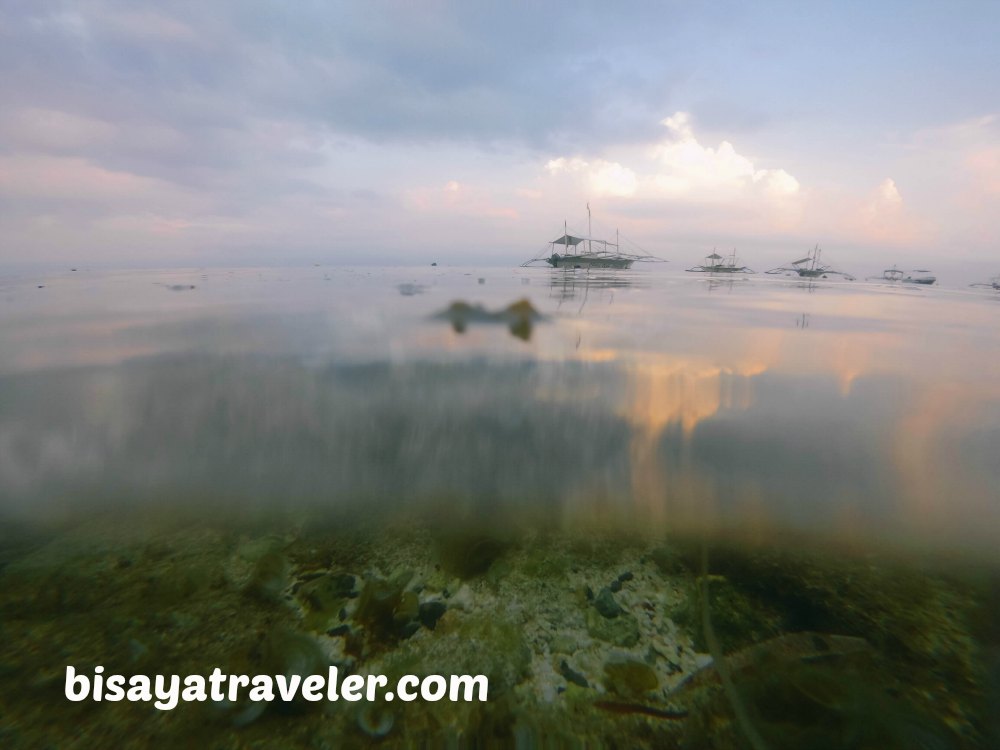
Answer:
xmin=603 ymin=657 xmax=659 ymax=696
xmin=586 ymin=609 xmax=640 ymax=647
xmin=560 ymin=660 xmax=589 ymax=688
xmin=418 ymin=600 xmax=447 ymax=630
xmin=354 ymin=571 xmax=420 ymax=645
xmin=594 ymin=587 xmax=623 ymax=619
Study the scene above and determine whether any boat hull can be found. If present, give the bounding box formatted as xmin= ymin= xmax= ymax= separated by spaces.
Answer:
xmin=547 ymin=255 xmax=634 ymax=270
xmin=687 ymin=266 xmax=749 ymax=274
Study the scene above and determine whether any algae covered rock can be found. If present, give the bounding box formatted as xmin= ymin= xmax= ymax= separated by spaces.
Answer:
xmin=603 ymin=656 xmax=658 ymax=696
xmin=296 ymin=572 xmax=356 ymax=630
xmin=586 ymin=608 xmax=640 ymax=647
xmin=560 ymin=659 xmax=589 ymax=688
xmin=418 ymin=600 xmax=447 ymax=630
xmin=354 ymin=571 xmax=421 ymax=645
xmin=593 ymin=587 xmax=623 ymax=618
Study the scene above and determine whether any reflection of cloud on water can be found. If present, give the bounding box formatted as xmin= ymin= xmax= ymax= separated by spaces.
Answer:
xmin=1 ymin=348 xmax=999 ymax=555
xmin=621 ymin=357 xmax=761 ymax=437
xmin=620 ymin=356 xmax=761 ymax=527
xmin=537 ymin=343 xmax=764 ymax=527
xmin=890 ymin=382 xmax=1000 ymax=542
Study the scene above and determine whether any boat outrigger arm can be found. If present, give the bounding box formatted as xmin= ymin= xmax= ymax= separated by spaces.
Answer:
xmin=765 ymin=244 xmax=855 ymax=280
xmin=686 ymin=249 xmax=755 ymax=274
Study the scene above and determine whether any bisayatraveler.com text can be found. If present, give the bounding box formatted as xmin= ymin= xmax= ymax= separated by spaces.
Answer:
xmin=66 ymin=665 xmax=488 ymax=710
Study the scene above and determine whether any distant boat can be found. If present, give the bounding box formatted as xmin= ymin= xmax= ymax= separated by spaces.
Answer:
xmin=867 ymin=265 xmax=936 ymax=285
xmin=970 ymin=274 xmax=1000 ymax=291
xmin=522 ymin=206 xmax=663 ymax=269
xmin=903 ymin=270 xmax=936 ymax=285
xmin=686 ymin=249 xmax=755 ymax=274
xmin=766 ymin=245 xmax=855 ymax=280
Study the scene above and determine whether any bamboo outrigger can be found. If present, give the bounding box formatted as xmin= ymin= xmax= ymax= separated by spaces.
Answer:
xmin=766 ymin=245 xmax=855 ymax=280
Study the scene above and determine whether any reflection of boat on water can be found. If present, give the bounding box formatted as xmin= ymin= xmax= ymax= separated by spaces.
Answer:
xmin=547 ymin=268 xmax=643 ymax=314
xmin=867 ymin=266 xmax=936 ymax=285
xmin=766 ymin=245 xmax=855 ymax=280
xmin=522 ymin=206 xmax=663 ymax=269
xmin=703 ymin=277 xmax=742 ymax=293
xmin=686 ymin=249 xmax=755 ymax=274
xmin=970 ymin=274 xmax=1000 ymax=291
xmin=548 ymin=269 xmax=639 ymax=302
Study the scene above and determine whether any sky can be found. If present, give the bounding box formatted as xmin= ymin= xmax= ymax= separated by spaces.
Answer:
xmin=1 ymin=1 xmax=998 ymax=271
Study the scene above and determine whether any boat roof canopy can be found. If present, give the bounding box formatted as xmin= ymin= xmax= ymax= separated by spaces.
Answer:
xmin=707 ymin=252 xmax=723 ymax=259
xmin=552 ymin=234 xmax=585 ymax=246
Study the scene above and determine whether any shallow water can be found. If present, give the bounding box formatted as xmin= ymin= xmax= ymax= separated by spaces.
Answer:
xmin=1 ymin=266 xmax=998 ymax=747
xmin=2 ymin=266 xmax=998 ymax=555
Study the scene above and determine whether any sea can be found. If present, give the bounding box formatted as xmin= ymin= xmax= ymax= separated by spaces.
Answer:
xmin=1 ymin=265 xmax=998 ymax=748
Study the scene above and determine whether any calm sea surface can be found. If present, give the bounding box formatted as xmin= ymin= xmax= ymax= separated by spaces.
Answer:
xmin=2 ymin=265 xmax=998 ymax=557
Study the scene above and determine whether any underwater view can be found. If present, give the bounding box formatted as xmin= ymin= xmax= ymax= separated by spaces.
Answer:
xmin=1 ymin=266 xmax=998 ymax=748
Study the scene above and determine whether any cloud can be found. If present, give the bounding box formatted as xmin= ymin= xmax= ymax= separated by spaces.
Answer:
xmin=649 ymin=113 xmax=800 ymax=199
xmin=1 ymin=2 xmax=697 ymax=154
xmin=546 ymin=112 xmax=800 ymax=208
xmin=0 ymin=3 xmax=997 ymax=266
xmin=856 ymin=177 xmax=918 ymax=244
xmin=877 ymin=177 xmax=902 ymax=204
xmin=545 ymin=158 xmax=638 ymax=198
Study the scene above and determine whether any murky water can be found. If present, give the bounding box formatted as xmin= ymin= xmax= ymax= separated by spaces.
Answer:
xmin=1 ymin=266 xmax=998 ymax=747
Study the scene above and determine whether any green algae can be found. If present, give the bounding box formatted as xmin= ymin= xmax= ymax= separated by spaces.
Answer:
xmin=603 ymin=657 xmax=659 ymax=695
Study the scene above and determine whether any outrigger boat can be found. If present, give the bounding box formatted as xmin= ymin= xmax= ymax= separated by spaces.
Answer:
xmin=867 ymin=265 xmax=937 ymax=285
xmin=766 ymin=245 xmax=855 ymax=280
xmin=970 ymin=274 xmax=1000 ymax=291
xmin=521 ymin=206 xmax=663 ymax=269
xmin=686 ymin=249 xmax=755 ymax=274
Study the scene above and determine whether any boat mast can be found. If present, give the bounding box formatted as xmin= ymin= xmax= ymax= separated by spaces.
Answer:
xmin=587 ymin=202 xmax=592 ymax=255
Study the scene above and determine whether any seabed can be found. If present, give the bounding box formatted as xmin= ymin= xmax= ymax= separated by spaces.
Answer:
xmin=1 ymin=507 xmax=995 ymax=749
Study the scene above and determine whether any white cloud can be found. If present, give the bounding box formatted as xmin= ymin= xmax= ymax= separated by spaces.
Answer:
xmin=546 ymin=111 xmax=800 ymax=205
xmin=877 ymin=177 xmax=902 ymax=204
xmin=546 ymin=158 xmax=637 ymax=197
